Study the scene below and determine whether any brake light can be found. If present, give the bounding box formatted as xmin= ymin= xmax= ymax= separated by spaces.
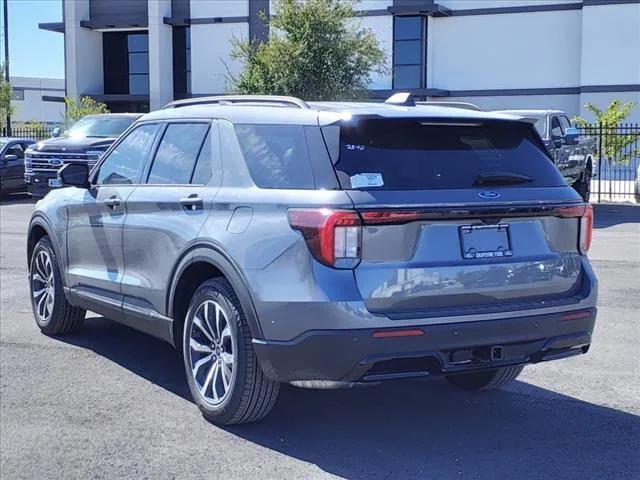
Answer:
xmin=579 ymin=204 xmax=594 ymax=254
xmin=360 ymin=211 xmax=422 ymax=225
xmin=287 ymin=209 xmax=361 ymax=268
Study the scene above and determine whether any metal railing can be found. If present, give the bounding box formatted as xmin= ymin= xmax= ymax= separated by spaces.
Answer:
xmin=578 ymin=123 xmax=640 ymax=202
xmin=2 ymin=125 xmax=58 ymax=142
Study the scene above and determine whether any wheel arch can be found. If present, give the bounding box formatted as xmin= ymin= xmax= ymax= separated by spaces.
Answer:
xmin=27 ymin=216 xmax=64 ymax=274
xmin=167 ymin=243 xmax=264 ymax=348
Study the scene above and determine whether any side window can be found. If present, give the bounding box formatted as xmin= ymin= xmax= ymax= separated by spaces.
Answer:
xmin=559 ymin=116 xmax=572 ymax=132
xmin=191 ymin=130 xmax=213 ymax=185
xmin=233 ymin=124 xmax=314 ymax=189
xmin=5 ymin=144 xmax=24 ymax=159
xmin=146 ymin=122 xmax=209 ymax=185
xmin=95 ymin=123 xmax=159 ymax=185
xmin=550 ymin=116 xmax=564 ymax=138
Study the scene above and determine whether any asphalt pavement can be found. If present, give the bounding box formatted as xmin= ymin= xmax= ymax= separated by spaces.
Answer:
xmin=1 ymin=194 xmax=638 ymax=479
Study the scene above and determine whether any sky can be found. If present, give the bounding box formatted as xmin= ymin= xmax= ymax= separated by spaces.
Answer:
xmin=1 ymin=0 xmax=64 ymax=79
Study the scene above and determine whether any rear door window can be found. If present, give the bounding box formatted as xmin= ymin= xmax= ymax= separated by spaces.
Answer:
xmin=234 ymin=124 xmax=314 ymax=189
xmin=333 ymin=119 xmax=565 ymax=190
xmin=146 ymin=122 xmax=210 ymax=185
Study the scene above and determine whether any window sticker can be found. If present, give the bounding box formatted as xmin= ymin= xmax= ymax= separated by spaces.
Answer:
xmin=350 ymin=173 xmax=384 ymax=188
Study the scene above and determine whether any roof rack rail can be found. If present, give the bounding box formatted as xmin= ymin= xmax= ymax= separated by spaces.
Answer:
xmin=162 ymin=95 xmax=310 ymax=110
xmin=415 ymin=101 xmax=482 ymax=111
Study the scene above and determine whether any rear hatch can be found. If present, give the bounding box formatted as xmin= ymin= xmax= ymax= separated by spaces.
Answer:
xmin=329 ymin=118 xmax=587 ymax=318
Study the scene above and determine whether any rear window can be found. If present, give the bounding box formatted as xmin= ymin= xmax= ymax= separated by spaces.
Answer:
xmin=333 ymin=119 xmax=565 ymax=190
xmin=234 ymin=124 xmax=314 ymax=189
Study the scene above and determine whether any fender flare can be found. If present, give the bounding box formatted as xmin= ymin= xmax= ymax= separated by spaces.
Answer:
xmin=167 ymin=243 xmax=264 ymax=345
xmin=27 ymin=215 xmax=67 ymax=286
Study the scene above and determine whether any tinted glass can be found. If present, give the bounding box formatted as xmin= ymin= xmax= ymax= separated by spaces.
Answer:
xmin=560 ymin=116 xmax=572 ymax=131
xmin=394 ymin=16 xmax=422 ymax=40
xmin=129 ymin=75 xmax=149 ymax=95
xmin=234 ymin=125 xmax=314 ymax=189
xmin=394 ymin=40 xmax=422 ymax=65
xmin=129 ymin=52 xmax=149 ymax=74
xmin=96 ymin=123 xmax=159 ymax=185
xmin=191 ymin=131 xmax=213 ymax=185
xmin=393 ymin=65 xmax=421 ymax=89
xmin=128 ymin=34 xmax=148 ymax=52
xmin=147 ymin=123 xmax=209 ymax=185
xmin=5 ymin=144 xmax=24 ymax=159
xmin=550 ymin=117 xmax=563 ymax=137
xmin=67 ymin=116 xmax=135 ymax=138
xmin=334 ymin=119 xmax=564 ymax=190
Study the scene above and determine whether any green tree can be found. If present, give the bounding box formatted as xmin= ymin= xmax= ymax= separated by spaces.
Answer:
xmin=63 ymin=96 xmax=110 ymax=129
xmin=228 ymin=0 xmax=387 ymax=100
xmin=573 ymin=99 xmax=640 ymax=165
xmin=0 ymin=64 xmax=15 ymax=130
xmin=23 ymin=119 xmax=48 ymax=138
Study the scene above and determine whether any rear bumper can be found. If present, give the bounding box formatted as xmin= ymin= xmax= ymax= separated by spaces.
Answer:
xmin=253 ymin=308 xmax=596 ymax=383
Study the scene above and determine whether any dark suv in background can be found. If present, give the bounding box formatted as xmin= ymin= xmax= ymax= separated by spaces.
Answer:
xmin=27 ymin=95 xmax=597 ymax=425
xmin=25 ymin=113 xmax=141 ymax=197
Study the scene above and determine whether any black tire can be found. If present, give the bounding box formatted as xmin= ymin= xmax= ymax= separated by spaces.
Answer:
xmin=183 ymin=278 xmax=279 ymax=425
xmin=445 ymin=365 xmax=524 ymax=391
xmin=573 ymin=162 xmax=592 ymax=202
xmin=29 ymin=236 xmax=85 ymax=335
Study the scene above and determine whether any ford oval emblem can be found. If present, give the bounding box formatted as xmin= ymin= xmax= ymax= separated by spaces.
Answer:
xmin=478 ymin=191 xmax=501 ymax=199
xmin=48 ymin=158 xmax=63 ymax=166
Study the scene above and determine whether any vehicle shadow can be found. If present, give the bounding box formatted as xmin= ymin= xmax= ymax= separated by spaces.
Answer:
xmin=0 ymin=192 xmax=36 ymax=205
xmin=593 ymin=203 xmax=640 ymax=229
xmin=55 ymin=316 xmax=639 ymax=480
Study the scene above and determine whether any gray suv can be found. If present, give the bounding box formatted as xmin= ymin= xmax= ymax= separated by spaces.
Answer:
xmin=27 ymin=95 xmax=598 ymax=425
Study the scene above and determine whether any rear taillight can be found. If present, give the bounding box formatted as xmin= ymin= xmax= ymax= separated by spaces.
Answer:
xmin=554 ymin=203 xmax=593 ymax=255
xmin=287 ymin=209 xmax=362 ymax=268
xmin=579 ymin=204 xmax=594 ymax=254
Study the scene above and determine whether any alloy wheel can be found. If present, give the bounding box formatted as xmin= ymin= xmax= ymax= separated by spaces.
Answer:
xmin=31 ymin=250 xmax=55 ymax=324
xmin=188 ymin=300 xmax=236 ymax=405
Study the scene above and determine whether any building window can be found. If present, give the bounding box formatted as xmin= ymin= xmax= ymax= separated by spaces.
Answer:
xmin=11 ymin=88 xmax=25 ymax=101
xmin=173 ymin=27 xmax=191 ymax=99
xmin=393 ymin=16 xmax=426 ymax=89
xmin=103 ymin=32 xmax=149 ymax=96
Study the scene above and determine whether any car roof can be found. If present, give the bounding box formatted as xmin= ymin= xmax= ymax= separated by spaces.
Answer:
xmin=83 ymin=113 xmax=143 ymax=119
xmin=139 ymin=100 xmax=527 ymax=126
xmin=0 ymin=137 xmax=36 ymax=143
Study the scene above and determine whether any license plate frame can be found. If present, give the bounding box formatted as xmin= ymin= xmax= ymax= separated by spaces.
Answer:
xmin=48 ymin=178 xmax=62 ymax=188
xmin=459 ymin=223 xmax=513 ymax=260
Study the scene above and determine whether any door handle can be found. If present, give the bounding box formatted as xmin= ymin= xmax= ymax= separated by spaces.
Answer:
xmin=180 ymin=194 xmax=203 ymax=211
xmin=103 ymin=196 xmax=121 ymax=209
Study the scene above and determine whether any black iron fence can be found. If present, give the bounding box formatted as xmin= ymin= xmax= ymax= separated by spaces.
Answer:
xmin=578 ymin=123 xmax=640 ymax=202
xmin=1 ymin=125 xmax=58 ymax=142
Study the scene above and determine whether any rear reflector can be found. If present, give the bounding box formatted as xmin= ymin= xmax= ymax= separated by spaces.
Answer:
xmin=579 ymin=204 xmax=594 ymax=254
xmin=561 ymin=310 xmax=592 ymax=321
xmin=372 ymin=328 xmax=425 ymax=338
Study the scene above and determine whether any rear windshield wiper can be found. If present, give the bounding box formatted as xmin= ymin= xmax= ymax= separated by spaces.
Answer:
xmin=473 ymin=172 xmax=533 ymax=186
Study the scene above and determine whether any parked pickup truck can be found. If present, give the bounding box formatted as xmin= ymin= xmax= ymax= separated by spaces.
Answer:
xmin=495 ymin=110 xmax=596 ymax=201
xmin=25 ymin=113 xmax=141 ymax=197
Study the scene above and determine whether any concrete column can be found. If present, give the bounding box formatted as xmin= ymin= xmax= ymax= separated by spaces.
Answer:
xmin=148 ymin=0 xmax=174 ymax=110
xmin=64 ymin=0 xmax=103 ymax=99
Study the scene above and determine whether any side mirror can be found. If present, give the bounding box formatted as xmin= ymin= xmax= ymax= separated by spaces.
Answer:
xmin=564 ymin=127 xmax=580 ymax=145
xmin=3 ymin=154 xmax=18 ymax=162
xmin=51 ymin=127 xmax=62 ymax=138
xmin=59 ymin=163 xmax=90 ymax=188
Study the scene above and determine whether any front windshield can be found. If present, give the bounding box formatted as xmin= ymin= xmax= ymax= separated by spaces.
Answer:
xmin=66 ymin=117 xmax=135 ymax=138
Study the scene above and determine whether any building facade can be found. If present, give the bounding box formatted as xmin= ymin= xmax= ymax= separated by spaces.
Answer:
xmin=10 ymin=77 xmax=65 ymax=125
xmin=40 ymin=0 xmax=640 ymax=120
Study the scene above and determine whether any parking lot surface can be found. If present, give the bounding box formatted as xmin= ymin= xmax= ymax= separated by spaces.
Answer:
xmin=1 ymin=195 xmax=639 ymax=480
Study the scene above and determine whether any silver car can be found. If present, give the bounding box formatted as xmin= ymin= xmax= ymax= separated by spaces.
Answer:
xmin=27 ymin=95 xmax=598 ymax=424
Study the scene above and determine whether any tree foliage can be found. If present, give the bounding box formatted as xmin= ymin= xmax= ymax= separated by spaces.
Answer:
xmin=228 ymin=0 xmax=387 ymax=100
xmin=63 ymin=96 xmax=110 ymax=128
xmin=0 ymin=64 xmax=15 ymax=129
xmin=573 ymin=99 xmax=639 ymax=165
